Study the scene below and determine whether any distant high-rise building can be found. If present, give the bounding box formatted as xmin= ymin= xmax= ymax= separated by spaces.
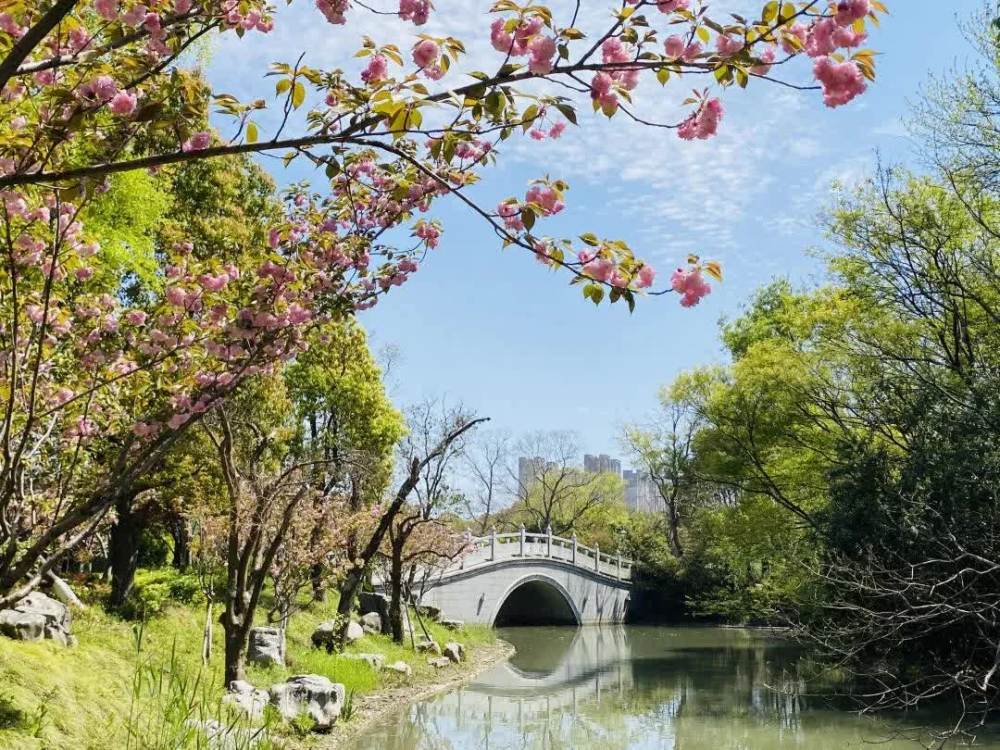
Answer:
xmin=623 ymin=469 xmax=660 ymax=513
xmin=583 ymin=453 xmax=622 ymax=478
xmin=517 ymin=456 xmax=546 ymax=498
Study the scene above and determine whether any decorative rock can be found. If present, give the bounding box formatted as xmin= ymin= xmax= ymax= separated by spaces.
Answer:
xmin=443 ymin=642 xmax=465 ymax=664
xmin=247 ymin=627 xmax=284 ymax=666
xmin=415 ymin=604 xmax=441 ymax=621
xmin=269 ymin=674 xmax=345 ymax=731
xmin=385 ymin=660 xmax=412 ymax=677
xmin=0 ymin=591 xmax=71 ymax=645
xmin=359 ymin=612 xmax=382 ymax=635
xmin=415 ymin=638 xmax=441 ymax=655
xmin=342 ymin=652 xmax=385 ymax=671
xmin=427 ymin=656 xmax=451 ymax=669
xmin=186 ymin=718 xmax=267 ymax=750
xmin=0 ymin=610 xmax=47 ymax=642
xmin=345 ymin=620 xmax=364 ymax=643
xmin=358 ymin=592 xmax=391 ymax=633
xmin=440 ymin=618 xmax=465 ymax=631
xmin=223 ymin=680 xmax=270 ymax=719
xmin=311 ymin=620 xmax=337 ymax=651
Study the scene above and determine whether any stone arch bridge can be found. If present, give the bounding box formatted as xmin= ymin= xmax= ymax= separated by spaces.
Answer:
xmin=415 ymin=529 xmax=633 ymax=627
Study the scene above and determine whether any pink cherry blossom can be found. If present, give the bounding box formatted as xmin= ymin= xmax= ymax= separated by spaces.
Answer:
xmin=528 ymin=36 xmax=557 ymax=75
xmin=751 ymin=47 xmax=776 ymax=76
xmin=412 ymin=39 xmax=440 ymax=69
xmin=182 ymin=131 xmax=211 ymax=152
xmin=813 ymin=56 xmax=867 ymax=107
xmin=525 ymin=185 xmax=563 ymax=216
xmin=549 ymin=122 xmax=566 ymax=139
xmin=835 ymin=0 xmax=870 ymax=26
xmin=656 ymin=0 xmax=689 ymax=12
xmin=399 ymin=0 xmax=430 ymax=25
xmin=670 ymin=268 xmax=712 ymax=307
xmin=805 ymin=18 xmax=839 ymax=58
xmin=125 ymin=310 xmax=147 ymax=326
xmin=110 ymin=90 xmax=137 ymax=116
xmin=94 ymin=0 xmax=119 ymax=20
xmin=316 ymin=0 xmax=349 ymax=24
xmin=583 ymin=258 xmax=614 ymax=283
xmin=715 ymin=34 xmax=744 ymax=58
xmin=490 ymin=19 xmax=514 ymax=53
xmin=781 ymin=23 xmax=808 ymax=55
xmin=677 ymin=98 xmax=723 ymax=141
xmin=121 ymin=3 xmax=146 ymax=26
xmin=361 ymin=54 xmax=388 ymax=84
xmin=636 ymin=265 xmax=656 ymax=289
xmin=174 ymin=0 xmax=193 ymax=13
xmin=91 ymin=75 xmax=119 ymax=102
xmin=664 ymin=34 xmax=686 ymax=59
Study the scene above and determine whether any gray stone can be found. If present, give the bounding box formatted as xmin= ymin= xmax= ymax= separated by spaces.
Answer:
xmin=344 ymin=620 xmax=364 ymax=643
xmin=0 ymin=591 xmax=71 ymax=644
xmin=223 ymin=680 xmax=269 ymax=719
xmin=415 ymin=604 xmax=441 ymax=621
xmin=269 ymin=674 xmax=345 ymax=731
xmin=427 ymin=656 xmax=451 ymax=669
xmin=311 ymin=620 xmax=338 ymax=651
xmin=415 ymin=638 xmax=441 ymax=655
xmin=247 ymin=627 xmax=284 ymax=666
xmin=385 ymin=660 xmax=412 ymax=677
xmin=342 ymin=652 xmax=384 ymax=671
xmin=443 ymin=642 xmax=465 ymax=664
xmin=0 ymin=610 xmax=46 ymax=641
xmin=359 ymin=611 xmax=382 ymax=635
xmin=440 ymin=618 xmax=464 ymax=631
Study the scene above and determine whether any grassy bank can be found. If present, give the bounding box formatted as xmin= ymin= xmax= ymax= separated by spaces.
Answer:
xmin=0 ymin=571 xmax=497 ymax=749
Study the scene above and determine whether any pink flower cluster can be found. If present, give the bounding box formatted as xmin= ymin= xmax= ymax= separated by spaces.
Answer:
xmin=813 ymin=57 xmax=867 ymax=108
xmin=780 ymin=0 xmax=871 ymax=108
xmin=399 ymin=0 xmax=430 ymax=25
xmin=589 ymin=38 xmax=639 ymax=113
xmin=316 ymin=0 xmax=349 ymax=24
xmin=412 ymin=39 xmax=444 ymax=80
xmin=361 ymin=54 xmax=388 ymax=84
xmin=577 ymin=249 xmax=656 ymax=290
xmin=498 ymin=183 xmax=564 ymax=232
xmin=677 ymin=98 xmax=723 ymax=141
xmin=664 ymin=34 xmax=701 ymax=62
xmin=490 ymin=16 xmax=556 ymax=74
xmin=655 ymin=0 xmax=689 ymax=12
xmin=671 ymin=267 xmax=711 ymax=307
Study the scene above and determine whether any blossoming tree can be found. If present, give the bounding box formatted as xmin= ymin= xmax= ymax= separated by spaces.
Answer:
xmin=0 ymin=0 xmax=886 ymax=607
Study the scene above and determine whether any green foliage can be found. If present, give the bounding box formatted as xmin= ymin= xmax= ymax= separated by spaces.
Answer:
xmin=121 ymin=569 xmax=206 ymax=621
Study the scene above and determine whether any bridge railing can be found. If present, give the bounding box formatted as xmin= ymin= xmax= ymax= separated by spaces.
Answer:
xmin=453 ymin=526 xmax=633 ymax=582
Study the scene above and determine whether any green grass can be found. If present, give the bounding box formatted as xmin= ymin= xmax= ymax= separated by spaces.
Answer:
xmin=0 ymin=571 xmax=496 ymax=749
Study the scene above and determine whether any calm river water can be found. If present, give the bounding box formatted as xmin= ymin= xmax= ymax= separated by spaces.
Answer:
xmin=347 ymin=626 xmax=1000 ymax=749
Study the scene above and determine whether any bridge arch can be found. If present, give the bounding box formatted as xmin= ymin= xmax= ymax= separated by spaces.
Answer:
xmin=491 ymin=574 xmax=582 ymax=627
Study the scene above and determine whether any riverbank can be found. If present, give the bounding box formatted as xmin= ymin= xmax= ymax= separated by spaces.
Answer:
xmin=319 ymin=638 xmax=515 ymax=749
xmin=0 ymin=571 xmax=500 ymax=749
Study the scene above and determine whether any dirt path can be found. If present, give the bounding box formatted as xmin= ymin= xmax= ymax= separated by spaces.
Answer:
xmin=318 ymin=640 xmax=515 ymax=749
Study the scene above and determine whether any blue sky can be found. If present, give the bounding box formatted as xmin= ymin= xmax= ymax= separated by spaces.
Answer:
xmin=207 ymin=2 xmax=975 ymax=463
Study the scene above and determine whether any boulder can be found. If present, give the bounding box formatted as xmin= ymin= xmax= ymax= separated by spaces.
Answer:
xmin=440 ymin=618 xmax=465 ymax=631
xmin=359 ymin=612 xmax=382 ymax=635
xmin=269 ymin=674 xmax=345 ymax=731
xmin=247 ymin=627 xmax=284 ymax=667
xmin=0 ymin=610 xmax=47 ymax=642
xmin=0 ymin=591 xmax=71 ymax=645
xmin=311 ymin=620 xmax=337 ymax=651
xmin=342 ymin=652 xmax=384 ymax=671
xmin=223 ymin=680 xmax=270 ymax=720
xmin=443 ymin=642 xmax=465 ymax=664
xmin=415 ymin=638 xmax=440 ymax=655
xmin=385 ymin=660 xmax=412 ymax=677
xmin=344 ymin=620 xmax=364 ymax=643
xmin=358 ymin=592 xmax=390 ymax=622
xmin=427 ymin=656 xmax=451 ymax=669
xmin=415 ymin=604 xmax=441 ymax=621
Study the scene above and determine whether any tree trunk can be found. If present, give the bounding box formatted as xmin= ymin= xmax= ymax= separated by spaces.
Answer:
xmin=388 ymin=540 xmax=405 ymax=644
xmin=222 ymin=617 xmax=247 ymax=685
xmin=666 ymin=491 xmax=684 ymax=558
xmin=108 ymin=496 xmax=143 ymax=609
xmin=310 ymin=562 xmax=326 ymax=603
xmin=169 ymin=517 xmax=191 ymax=571
xmin=333 ymin=566 xmax=364 ymax=647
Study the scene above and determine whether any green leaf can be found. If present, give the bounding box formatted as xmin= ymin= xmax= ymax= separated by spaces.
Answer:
xmin=246 ymin=122 xmax=258 ymax=143
xmin=292 ymin=81 xmax=306 ymax=109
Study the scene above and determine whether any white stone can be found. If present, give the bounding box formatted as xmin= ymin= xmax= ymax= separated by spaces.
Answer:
xmin=268 ymin=674 xmax=345 ymax=731
xmin=247 ymin=627 xmax=284 ymax=666
xmin=443 ymin=642 xmax=465 ymax=664
xmin=345 ymin=620 xmax=364 ymax=643
xmin=385 ymin=660 xmax=412 ymax=677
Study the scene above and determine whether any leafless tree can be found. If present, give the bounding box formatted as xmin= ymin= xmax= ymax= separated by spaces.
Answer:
xmin=462 ymin=429 xmax=511 ymax=535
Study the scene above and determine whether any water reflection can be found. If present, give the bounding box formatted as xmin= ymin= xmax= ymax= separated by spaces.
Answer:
xmin=347 ymin=627 xmax=1000 ymax=750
